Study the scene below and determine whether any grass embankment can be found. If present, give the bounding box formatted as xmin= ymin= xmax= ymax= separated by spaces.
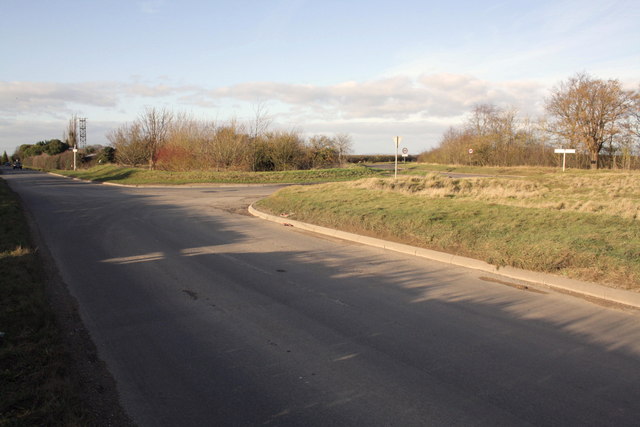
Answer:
xmin=54 ymin=164 xmax=384 ymax=185
xmin=256 ymin=170 xmax=640 ymax=290
xmin=368 ymin=162 xmax=561 ymax=177
xmin=0 ymin=179 xmax=91 ymax=424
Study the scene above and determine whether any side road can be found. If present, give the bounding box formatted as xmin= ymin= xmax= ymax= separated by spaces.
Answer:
xmin=249 ymin=204 xmax=640 ymax=310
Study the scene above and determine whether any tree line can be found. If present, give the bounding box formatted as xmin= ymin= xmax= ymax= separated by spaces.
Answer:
xmin=108 ymin=108 xmax=353 ymax=171
xmin=421 ymin=73 xmax=640 ymax=169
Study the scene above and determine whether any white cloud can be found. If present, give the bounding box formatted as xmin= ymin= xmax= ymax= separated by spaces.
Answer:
xmin=208 ymin=73 xmax=547 ymax=121
xmin=0 ymin=81 xmax=119 ymax=117
xmin=0 ymin=81 xmax=201 ymax=118
xmin=0 ymin=74 xmax=555 ymax=154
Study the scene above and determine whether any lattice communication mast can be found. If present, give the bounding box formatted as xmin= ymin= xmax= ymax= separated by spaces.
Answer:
xmin=79 ymin=117 xmax=87 ymax=148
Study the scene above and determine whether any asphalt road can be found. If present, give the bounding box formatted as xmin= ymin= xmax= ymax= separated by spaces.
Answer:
xmin=5 ymin=169 xmax=640 ymax=426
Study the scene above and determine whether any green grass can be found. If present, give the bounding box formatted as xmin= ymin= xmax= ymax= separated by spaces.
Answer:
xmin=0 ymin=179 xmax=91 ymax=425
xmin=53 ymin=164 xmax=385 ymax=185
xmin=255 ymin=170 xmax=640 ymax=290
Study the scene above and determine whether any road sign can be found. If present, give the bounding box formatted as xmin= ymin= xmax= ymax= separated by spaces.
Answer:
xmin=554 ymin=148 xmax=576 ymax=171
xmin=402 ymin=147 xmax=408 ymax=155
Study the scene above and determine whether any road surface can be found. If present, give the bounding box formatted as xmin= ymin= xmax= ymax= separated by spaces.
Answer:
xmin=5 ymin=169 xmax=640 ymax=426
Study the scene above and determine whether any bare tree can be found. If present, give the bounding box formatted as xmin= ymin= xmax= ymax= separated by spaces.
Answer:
xmin=249 ymin=100 xmax=272 ymax=140
xmin=66 ymin=115 xmax=78 ymax=148
xmin=467 ymin=104 xmax=500 ymax=136
xmin=333 ymin=133 xmax=353 ymax=165
xmin=307 ymin=135 xmax=338 ymax=168
xmin=263 ymin=130 xmax=304 ymax=171
xmin=545 ymin=73 xmax=634 ymax=169
xmin=623 ymin=87 xmax=640 ymax=139
xmin=108 ymin=122 xmax=148 ymax=166
xmin=139 ymin=107 xmax=173 ymax=170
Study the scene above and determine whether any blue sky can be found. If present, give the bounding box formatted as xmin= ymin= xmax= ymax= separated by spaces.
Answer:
xmin=1 ymin=0 xmax=638 ymax=156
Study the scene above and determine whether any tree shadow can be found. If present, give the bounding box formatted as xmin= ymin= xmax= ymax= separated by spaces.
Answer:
xmin=7 ymin=170 xmax=640 ymax=426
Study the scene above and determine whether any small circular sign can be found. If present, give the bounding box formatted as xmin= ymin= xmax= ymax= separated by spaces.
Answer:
xmin=402 ymin=147 xmax=408 ymax=155
xmin=468 ymin=148 xmax=474 ymax=154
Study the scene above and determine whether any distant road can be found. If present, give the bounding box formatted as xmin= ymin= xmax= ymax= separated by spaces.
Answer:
xmin=5 ymin=169 xmax=640 ymax=426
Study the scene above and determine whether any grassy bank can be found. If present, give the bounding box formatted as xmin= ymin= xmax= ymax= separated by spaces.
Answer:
xmin=0 ymin=179 xmax=91 ymax=424
xmin=255 ymin=170 xmax=640 ymax=290
xmin=53 ymin=164 xmax=384 ymax=185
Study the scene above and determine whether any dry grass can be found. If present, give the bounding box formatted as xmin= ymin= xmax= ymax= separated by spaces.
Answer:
xmin=0 ymin=245 xmax=32 ymax=259
xmin=256 ymin=169 xmax=640 ymax=290
xmin=0 ymin=179 xmax=94 ymax=425
xmin=351 ymin=171 xmax=640 ymax=220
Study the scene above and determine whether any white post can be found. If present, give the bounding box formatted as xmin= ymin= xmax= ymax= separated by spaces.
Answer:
xmin=73 ymin=146 xmax=78 ymax=171
xmin=393 ymin=136 xmax=401 ymax=179
xmin=554 ymin=148 xmax=576 ymax=172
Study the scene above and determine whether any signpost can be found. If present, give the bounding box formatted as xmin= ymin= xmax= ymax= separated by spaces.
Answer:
xmin=393 ymin=136 xmax=402 ymax=178
xmin=402 ymin=147 xmax=408 ymax=163
xmin=554 ymin=148 xmax=576 ymax=172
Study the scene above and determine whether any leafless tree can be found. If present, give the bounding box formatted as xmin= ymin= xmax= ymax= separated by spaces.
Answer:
xmin=139 ymin=107 xmax=173 ymax=170
xmin=333 ymin=133 xmax=353 ymax=165
xmin=308 ymin=135 xmax=338 ymax=168
xmin=623 ymin=87 xmax=640 ymax=139
xmin=467 ymin=104 xmax=500 ymax=136
xmin=249 ymin=100 xmax=273 ymax=140
xmin=545 ymin=73 xmax=634 ymax=169
xmin=108 ymin=122 xmax=148 ymax=166
xmin=265 ymin=130 xmax=306 ymax=171
xmin=66 ymin=115 xmax=78 ymax=148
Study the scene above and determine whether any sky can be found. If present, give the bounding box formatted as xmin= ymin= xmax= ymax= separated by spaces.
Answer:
xmin=1 ymin=0 xmax=638 ymax=156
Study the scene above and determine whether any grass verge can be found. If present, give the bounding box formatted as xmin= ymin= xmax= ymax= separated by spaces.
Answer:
xmin=0 ymin=178 xmax=93 ymax=425
xmin=255 ymin=171 xmax=640 ymax=290
xmin=52 ymin=164 xmax=385 ymax=185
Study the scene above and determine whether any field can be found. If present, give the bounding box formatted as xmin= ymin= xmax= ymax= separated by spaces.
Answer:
xmin=255 ymin=168 xmax=640 ymax=290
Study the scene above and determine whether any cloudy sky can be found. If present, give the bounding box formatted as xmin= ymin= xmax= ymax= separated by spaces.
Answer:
xmin=1 ymin=0 xmax=638 ymax=156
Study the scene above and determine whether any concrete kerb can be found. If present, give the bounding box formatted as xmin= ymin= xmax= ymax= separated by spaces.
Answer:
xmin=248 ymin=204 xmax=640 ymax=310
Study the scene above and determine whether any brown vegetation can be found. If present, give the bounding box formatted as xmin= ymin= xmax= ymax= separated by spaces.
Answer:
xmin=107 ymin=108 xmax=353 ymax=172
xmin=420 ymin=74 xmax=640 ymax=170
xmin=419 ymin=104 xmax=557 ymax=167
xmin=546 ymin=73 xmax=636 ymax=169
